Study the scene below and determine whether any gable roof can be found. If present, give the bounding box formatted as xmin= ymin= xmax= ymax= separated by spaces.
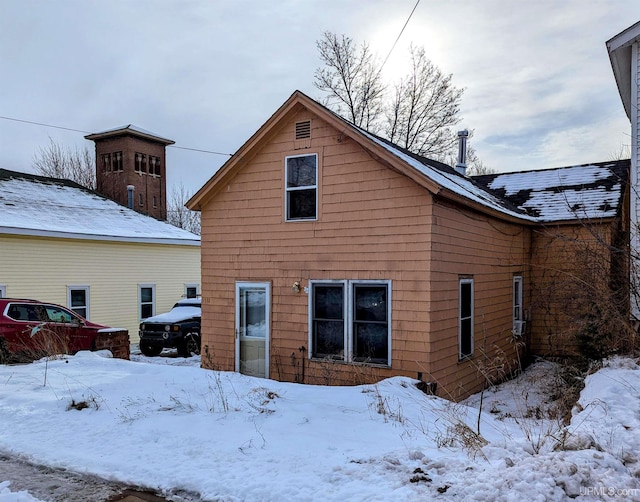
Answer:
xmin=84 ymin=124 xmax=175 ymax=145
xmin=473 ymin=160 xmax=629 ymax=222
xmin=607 ymin=20 xmax=640 ymax=119
xmin=187 ymin=90 xmax=627 ymax=225
xmin=0 ymin=169 xmax=199 ymax=245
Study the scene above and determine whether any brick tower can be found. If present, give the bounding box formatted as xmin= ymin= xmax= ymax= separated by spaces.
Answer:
xmin=84 ymin=125 xmax=174 ymax=220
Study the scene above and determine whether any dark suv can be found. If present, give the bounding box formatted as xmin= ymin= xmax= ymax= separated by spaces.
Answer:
xmin=139 ymin=298 xmax=201 ymax=357
xmin=0 ymin=298 xmax=129 ymax=362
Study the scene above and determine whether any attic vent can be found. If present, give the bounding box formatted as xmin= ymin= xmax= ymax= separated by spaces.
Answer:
xmin=295 ymin=121 xmax=311 ymax=140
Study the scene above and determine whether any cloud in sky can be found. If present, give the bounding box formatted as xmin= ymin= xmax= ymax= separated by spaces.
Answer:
xmin=1 ymin=0 xmax=638 ymax=195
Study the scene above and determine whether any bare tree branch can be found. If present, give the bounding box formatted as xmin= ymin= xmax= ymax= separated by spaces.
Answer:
xmin=32 ymin=137 xmax=96 ymax=189
xmin=167 ymin=182 xmax=201 ymax=235
xmin=314 ymin=32 xmax=385 ymax=132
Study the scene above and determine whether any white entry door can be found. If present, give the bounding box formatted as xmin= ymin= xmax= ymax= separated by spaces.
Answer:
xmin=235 ymin=282 xmax=270 ymax=378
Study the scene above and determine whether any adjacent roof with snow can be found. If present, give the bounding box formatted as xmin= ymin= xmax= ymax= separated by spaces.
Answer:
xmin=474 ymin=160 xmax=629 ymax=222
xmin=0 ymin=169 xmax=199 ymax=245
xmin=84 ymin=124 xmax=175 ymax=145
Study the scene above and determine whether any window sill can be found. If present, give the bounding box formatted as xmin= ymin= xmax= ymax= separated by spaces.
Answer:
xmin=310 ymin=357 xmax=390 ymax=369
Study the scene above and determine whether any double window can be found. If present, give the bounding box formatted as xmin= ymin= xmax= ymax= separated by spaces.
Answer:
xmin=285 ymin=154 xmax=317 ymax=221
xmin=459 ymin=278 xmax=474 ymax=360
xmin=135 ymin=153 xmax=147 ymax=173
xmin=310 ymin=280 xmax=391 ymax=366
xmin=101 ymin=152 xmax=123 ymax=172
xmin=149 ymin=156 xmax=161 ymax=176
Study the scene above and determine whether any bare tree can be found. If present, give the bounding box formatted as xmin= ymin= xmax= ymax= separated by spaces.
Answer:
xmin=32 ymin=138 xmax=96 ymax=189
xmin=386 ymin=45 xmax=463 ymax=159
xmin=314 ymin=33 xmax=469 ymax=166
xmin=314 ymin=32 xmax=386 ymax=131
xmin=167 ymin=182 xmax=201 ymax=235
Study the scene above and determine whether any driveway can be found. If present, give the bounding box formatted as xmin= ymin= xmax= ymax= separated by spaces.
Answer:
xmin=0 ymin=455 xmax=201 ymax=501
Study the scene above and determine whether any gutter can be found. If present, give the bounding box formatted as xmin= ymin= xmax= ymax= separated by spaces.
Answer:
xmin=0 ymin=227 xmax=201 ymax=246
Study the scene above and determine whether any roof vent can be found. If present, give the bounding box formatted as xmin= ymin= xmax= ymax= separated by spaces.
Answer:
xmin=295 ymin=121 xmax=311 ymax=140
xmin=455 ymin=130 xmax=469 ymax=176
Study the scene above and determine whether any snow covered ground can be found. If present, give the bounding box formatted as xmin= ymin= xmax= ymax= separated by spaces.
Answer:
xmin=0 ymin=352 xmax=639 ymax=501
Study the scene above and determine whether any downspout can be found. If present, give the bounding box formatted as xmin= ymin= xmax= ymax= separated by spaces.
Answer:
xmin=127 ymin=185 xmax=135 ymax=209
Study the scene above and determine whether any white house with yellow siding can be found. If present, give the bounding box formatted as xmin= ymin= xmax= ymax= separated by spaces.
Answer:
xmin=0 ymin=168 xmax=200 ymax=342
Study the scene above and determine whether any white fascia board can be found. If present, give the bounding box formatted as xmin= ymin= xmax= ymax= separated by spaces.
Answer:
xmin=0 ymin=226 xmax=200 ymax=246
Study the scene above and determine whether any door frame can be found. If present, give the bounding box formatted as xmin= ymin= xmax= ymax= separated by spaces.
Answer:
xmin=235 ymin=281 xmax=271 ymax=377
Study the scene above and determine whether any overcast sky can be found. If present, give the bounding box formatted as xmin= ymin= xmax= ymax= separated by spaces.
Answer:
xmin=1 ymin=1 xmax=639 ymax=195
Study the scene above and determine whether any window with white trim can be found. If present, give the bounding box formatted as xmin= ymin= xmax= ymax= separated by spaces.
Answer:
xmin=0 ymin=285 xmax=5 ymax=298
xmin=459 ymin=278 xmax=474 ymax=360
xmin=185 ymin=284 xmax=200 ymax=299
xmin=67 ymin=286 xmax=90 ymax=319
xmin=310 ymin=280 xmax=391 ymax=365
xmin=285 ymin=154 xmax=317 ymax=221
xmin=139 ymin=284 xmax=155 ymax=319
xmin=513 ymin=275 xmax=524 ymax=336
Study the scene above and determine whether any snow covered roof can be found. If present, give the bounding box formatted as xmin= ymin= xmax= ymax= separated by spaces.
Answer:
xmin=84 ymin=124 xmax=175 ymax=145
xmin=358 ymin=130 xmax=531 ymax=221
xmin=0 ymin=169 xmax=200 ymax=245
xmin=473 ymin=160 xmax=629 ymax=222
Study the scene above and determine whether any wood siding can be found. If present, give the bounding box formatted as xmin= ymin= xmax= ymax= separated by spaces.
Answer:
xmin=427 ymin=201 xmax=530 ymax=399
xmin=200 ymin=110 xmax=434 ymax=384
xmin=199 ymin=108 xmax=532 ymax=399
xmin=1 ymin=234 xmax=200 ymax=341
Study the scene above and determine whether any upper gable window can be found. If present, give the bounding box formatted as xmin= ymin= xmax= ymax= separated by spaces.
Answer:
xmin=285 ymin=154 xmax=317 ymax=221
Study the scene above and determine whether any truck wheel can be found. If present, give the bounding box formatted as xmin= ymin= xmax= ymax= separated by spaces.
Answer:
xmin=139 ymin=340 xmax=162 ymax=357
xmin=179 ymin=333 xmax=201 ymax=357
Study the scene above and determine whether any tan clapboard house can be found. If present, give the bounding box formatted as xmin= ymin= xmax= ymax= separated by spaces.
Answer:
xmin=187 ymin=91 xmax=629 ymax=399
xmin=0 ymin=168 xmax=200 ymax=341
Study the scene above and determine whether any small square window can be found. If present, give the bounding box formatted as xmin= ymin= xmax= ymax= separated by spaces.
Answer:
xmin=185 ymin=284 xmax=199 ymax=298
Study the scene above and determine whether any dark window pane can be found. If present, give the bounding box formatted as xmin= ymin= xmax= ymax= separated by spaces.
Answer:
xmin=287 ymin=156 xmax=316 ymax=187
xmin=460 ymin=318 xmax=472 ymax=357
xmin=287 ymin=189 xmax=316 ymax=219
xmin=141 ymin=288 xmax=153 ymax=303
xmin=314 ymin=286 xmax=343 ymax=319
xmin=353 ymin=323 xmax=388 ymax=363
xmin=460 ymin=283 xmax=472 ymax=318
xmin=70 ymin=290 xmax=86 ymax=308
xmin=186 ymin=287 xmax=197 ymax=299
xmin=141 ymin=304 xmax=153 ymax=319
xmin=312 ymin=284 xmax=344 ymax=358
xmin=313 ymin=320 xmax=345 ymax=358
xmin=354 ymin=285 xmax=387 ymax=322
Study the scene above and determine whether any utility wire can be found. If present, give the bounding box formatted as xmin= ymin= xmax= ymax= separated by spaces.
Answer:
xmin=379 ymin=0 xmax=421 ymax=72
xmin=0 ymin=114 xmax=233 ymax=157
xmin=0 ymin=115 xmax=90 ymax=134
